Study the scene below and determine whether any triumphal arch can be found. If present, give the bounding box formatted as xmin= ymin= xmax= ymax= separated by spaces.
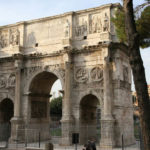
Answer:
xmin=0 ymin=3 xmax=135 ymax=148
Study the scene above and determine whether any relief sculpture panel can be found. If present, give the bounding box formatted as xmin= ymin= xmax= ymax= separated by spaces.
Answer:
xmin=9 ymin=28 xmax=20 ymax=46
xmin=74 ymin=16 xmax=88 ymax=37
xmin=0 ymin=28 xmax=20 ymax=49
xmin=90 ymin=66 xmax=103 ymax=82
xmin=8 ymin=74 xmax=16 ymax=87
xmin=0 ymin=30 xmax=9 ymax=49
xmin=74 ymin=12 xmax=110 ymax=37
xmin=0 ymin=75 xmax=6 ymax=88
xmin=89 ymin=13 xmax=103 ymax=34
xmin=0 ymin=74 xmax=16 ymax=89
xmin=74 ymin=67 xmax=88 ymax=83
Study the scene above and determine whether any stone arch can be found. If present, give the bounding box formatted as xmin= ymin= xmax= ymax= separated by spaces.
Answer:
xmin=79 ymin=89 xmax=103 ymax=109
xmin=0 ymin=94 xmax=14 ymax=104
xmin=25 ymin=67 xmax=65 ymax=93
xmin=0 ymin=98 xmax=14 ymax=141
xmin=79 ymin=93 xmax=101 ymax=144
xmin=26 ymin=71 xmax=63 ymax=141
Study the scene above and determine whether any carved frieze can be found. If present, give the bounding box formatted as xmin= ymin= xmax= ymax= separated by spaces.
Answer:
xmin=90 ymin=66 xmax=103 ymax=82
xmin=74 ymin=67 xmax=88 ymax=83
xmin=75 ymin=16 xmax=88 ymax=37
xmin=23 ymin=66 xmax=42 ymax=78
xmin=0 ymin=28 xmax=20 ymax=49
xmin=0 ymin=74 xmax=16 ymax=89
xmin=74 ymin=12 xmax=110 ymax=38
xmin=89 ymin=14 xmax=103 ymax=34
xmin=24 ymin=65 xmax=65 ymax=81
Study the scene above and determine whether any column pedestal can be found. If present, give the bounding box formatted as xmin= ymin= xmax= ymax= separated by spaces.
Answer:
xmin=61 ymin=119 xmax=73 ymax=146
xmin=100 ymin=119 xmax=114 ymax=150
xmin=9 ymin=117 xmax=24 ymax=143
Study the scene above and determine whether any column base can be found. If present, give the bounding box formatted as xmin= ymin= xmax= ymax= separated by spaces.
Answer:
xmin=9 ymin=117 xmax=24 ymax=143
xmin=100 ymin=119 xmax=115 ymax=149
xmin=60 ymin=116 xmax=74 ymax=146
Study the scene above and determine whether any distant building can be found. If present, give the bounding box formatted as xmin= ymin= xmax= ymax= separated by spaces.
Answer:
xmin=132 ymin=85 xmax=150 ymax=120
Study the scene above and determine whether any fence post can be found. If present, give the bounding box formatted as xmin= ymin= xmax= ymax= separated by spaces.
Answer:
xmin=122 ymin=134 xmax=124 ymax=150
xmin=39 ymin=131 xmax=40 ymax=148
xmin=25 ymin=128 xmax=27 ymax=147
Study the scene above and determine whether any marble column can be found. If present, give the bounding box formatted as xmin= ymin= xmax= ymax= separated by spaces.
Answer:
xmin=61 ymin=61 xmax=74 ymax=145
xmin=10 ymin=58 xmax=24 ymax=142
xmin=100 ymin=57 xmax=114 ymax=149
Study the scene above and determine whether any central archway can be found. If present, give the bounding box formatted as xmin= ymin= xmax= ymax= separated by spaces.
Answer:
xmin=28 ymin=71 xmax=62 ymax=141
xmin=79 ymin=94 xmax=101 ymax=144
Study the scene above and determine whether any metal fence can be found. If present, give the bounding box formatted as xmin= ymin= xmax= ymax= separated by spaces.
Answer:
xmin=0 ymin=124 xmax=145 ymax=150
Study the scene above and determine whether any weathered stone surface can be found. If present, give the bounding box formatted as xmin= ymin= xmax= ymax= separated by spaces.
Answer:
xmin=0 ymin=3 xmax=134 ymax=149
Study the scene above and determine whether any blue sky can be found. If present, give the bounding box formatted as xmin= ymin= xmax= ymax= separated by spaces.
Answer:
xmin=0 ymin=0 xmax=149 ymax=92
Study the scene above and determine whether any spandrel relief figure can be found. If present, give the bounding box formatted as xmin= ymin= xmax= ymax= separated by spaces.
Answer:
xmin=0 ymin=76 xmax=6 ymax=88
xmin=8 ymin=74 xmax=16 ymax=87
xmin=103 ymin=13 xmax=109 ymax=32
xmin=10 ymin=28 xmax=20 ymax=46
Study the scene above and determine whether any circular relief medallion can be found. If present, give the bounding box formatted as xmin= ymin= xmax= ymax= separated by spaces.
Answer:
xmin=90 ymin=67 xmax=103 ymax=81
xmin=75 ymin=67 xmax=88 ymax=83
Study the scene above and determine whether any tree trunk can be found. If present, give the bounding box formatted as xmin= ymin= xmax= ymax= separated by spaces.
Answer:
xmin=123 ymin=0 xmax=150 ymax=150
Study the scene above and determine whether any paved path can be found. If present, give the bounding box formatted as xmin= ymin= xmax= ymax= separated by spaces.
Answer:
xmin=0 ymin=142 xmax=141 ymax=150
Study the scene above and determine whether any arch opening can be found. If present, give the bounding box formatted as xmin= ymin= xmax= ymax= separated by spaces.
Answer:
xmin=28 ymin=71 xmax=62 ymax=141
xmin=0 ymin=98 xmax=14 ymax=141
xmin=79 ymin=94 xmax=101 ymax=144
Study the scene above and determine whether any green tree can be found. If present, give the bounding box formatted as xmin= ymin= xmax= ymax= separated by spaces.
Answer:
xmin=112 ymin=4 xmax=150 ymax=48
xmin=112 ymin=0 xmax=150 ymax=149
xmin=50 ymin=96 xmax=62 ymax=115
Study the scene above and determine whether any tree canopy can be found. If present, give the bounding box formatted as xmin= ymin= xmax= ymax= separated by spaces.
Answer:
xmin=112 ymin=5 xmax=150 ymax=48
xmin=50 ymin=96 xmax=62 ymax=115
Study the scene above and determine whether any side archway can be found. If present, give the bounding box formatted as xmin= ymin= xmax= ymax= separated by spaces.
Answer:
xmin=79 ymin=94 xmax=101 ymax=144
xmin=0 ymin=98 xmax=14 ymax=141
